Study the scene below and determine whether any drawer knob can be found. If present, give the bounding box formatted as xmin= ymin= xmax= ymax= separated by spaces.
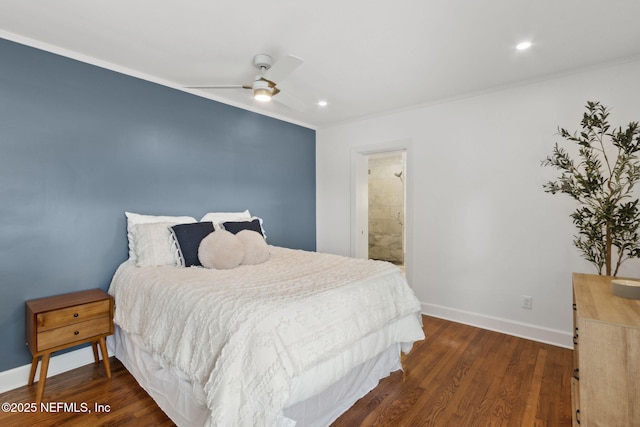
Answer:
xmin=73 ymin=313 xmax=79 ymax=318
xmin=74 ymin=330 xmax=79 ymax=335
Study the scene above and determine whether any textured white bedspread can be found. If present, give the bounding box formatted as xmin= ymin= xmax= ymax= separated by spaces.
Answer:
xmin=108 ymin=246 xmax=423 ymax=427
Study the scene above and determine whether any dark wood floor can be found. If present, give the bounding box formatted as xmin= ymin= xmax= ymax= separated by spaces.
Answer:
xmin=332 ymin=316 xmax=572 ymax=427
xmin=0 ymin=316 xmax=573 ymax=426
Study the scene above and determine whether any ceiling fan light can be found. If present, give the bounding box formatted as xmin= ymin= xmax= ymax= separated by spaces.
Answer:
xmin=254 ymin=88 xmax=272 ymax=102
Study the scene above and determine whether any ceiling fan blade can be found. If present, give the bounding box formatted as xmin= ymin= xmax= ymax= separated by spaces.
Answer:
xmin=263 ymin=54 xmax=304 ymax=83
xmin=186 ymin=84 xmax=252 ymax=90
xmin=273 ymin=90 xmax=307 ymax=111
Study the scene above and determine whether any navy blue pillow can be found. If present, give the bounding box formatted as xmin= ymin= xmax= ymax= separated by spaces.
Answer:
xmin=221 ymin=219 xmax=263 ymax=237
xmin=170 ymin=222 xmax=215 ymax=267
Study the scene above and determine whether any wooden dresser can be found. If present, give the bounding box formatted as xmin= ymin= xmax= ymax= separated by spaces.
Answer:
xmin=572 ymin=273 xmax=640 ymax=426
xmin=25 ymin=289 xmax=114 ymax=403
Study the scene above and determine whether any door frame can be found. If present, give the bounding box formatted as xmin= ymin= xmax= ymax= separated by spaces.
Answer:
xmin=350 ymin=139 xmax=414 ymax=285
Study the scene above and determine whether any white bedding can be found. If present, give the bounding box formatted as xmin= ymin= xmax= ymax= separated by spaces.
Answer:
xmin=108 ymin=246 xmax=424 ymax=427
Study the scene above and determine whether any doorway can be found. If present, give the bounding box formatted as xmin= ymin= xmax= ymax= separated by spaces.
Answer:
xmin=368 ymin=151 xmax=406 ymax=267
xmin=351 ymin=140 xmax=412 ymax=282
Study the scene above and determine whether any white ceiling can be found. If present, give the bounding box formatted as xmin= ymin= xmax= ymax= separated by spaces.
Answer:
xmin=1 ymin=0 xmax=640 ymax=129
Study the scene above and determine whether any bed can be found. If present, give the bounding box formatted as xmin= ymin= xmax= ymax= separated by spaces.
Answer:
xmin=107 ymin=211 xmax=424 ymax=427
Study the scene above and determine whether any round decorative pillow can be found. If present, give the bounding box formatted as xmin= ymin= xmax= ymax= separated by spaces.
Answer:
xmin=198 ymin=229 xmax=244 ymax=269
xmin=236 ymin=229 xmax=270 ymax=265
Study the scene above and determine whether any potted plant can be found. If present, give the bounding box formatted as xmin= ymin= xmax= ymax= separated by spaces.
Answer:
xmin=542 ymin=101 xmax=640 ymax=276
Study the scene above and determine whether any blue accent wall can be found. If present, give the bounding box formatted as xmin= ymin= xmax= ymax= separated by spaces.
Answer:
xmin=0 ymin=39 xmax=316 ymax=372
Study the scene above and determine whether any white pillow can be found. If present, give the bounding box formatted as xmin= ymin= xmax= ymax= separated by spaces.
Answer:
xmin=200 ymin=210 xmax=251 ymax=230
xmin=125 ymin=212 xmax=196 ymax=261
xmin=130 ymin=222 xmax=179 ymax=267
xmin=236 ymin=230 xmax=270 ymax=265
xmin=198 ymin=230 xmax=244 ymax=269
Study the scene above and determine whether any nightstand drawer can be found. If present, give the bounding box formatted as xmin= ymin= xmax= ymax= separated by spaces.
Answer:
xmin=36 ymin=300 xmax=110 ymax=331
xmin=36 ymin=316 xmax=112 ymax=351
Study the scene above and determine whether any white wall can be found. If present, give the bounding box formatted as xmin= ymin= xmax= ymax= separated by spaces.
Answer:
xmin=316 ymin=58 xmax=640 ymax=347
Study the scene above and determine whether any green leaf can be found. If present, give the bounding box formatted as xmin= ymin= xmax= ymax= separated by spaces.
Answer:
xmin=542 ymin=101 xmax=640 ymax=274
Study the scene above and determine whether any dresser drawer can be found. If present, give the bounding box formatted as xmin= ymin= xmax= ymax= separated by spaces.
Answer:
xmin=36 ymin=316 xmax=112 ymax=352
xmin=36 ymin=300 xmax=110 ymax=331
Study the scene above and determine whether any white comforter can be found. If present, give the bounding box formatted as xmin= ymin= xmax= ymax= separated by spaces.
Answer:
xmin=108 ymin=246 xmax=423 ymax=427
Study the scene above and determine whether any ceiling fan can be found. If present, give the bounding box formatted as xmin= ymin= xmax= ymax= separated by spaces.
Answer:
xmin=188 ymin=54 xmax=306 ymax=110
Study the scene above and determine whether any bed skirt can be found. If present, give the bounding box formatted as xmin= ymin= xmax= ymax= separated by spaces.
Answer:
xmin=108 ymin=325 xmax=403 ymax=426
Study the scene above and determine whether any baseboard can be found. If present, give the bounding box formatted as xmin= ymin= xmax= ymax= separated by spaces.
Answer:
xmin=421 ymin=302 xmax=573 ymax=349
xmin=0 ymin=346 xmax=112 ymax=394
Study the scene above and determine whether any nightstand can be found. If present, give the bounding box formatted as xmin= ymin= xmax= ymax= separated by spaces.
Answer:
xmin=25 ymin=289 xmax=114 ymax=404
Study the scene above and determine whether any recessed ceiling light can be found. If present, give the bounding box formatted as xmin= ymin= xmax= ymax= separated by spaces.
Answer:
xmin=318 ymin=100 xmax=328 ymax=107
xmin=516 ymin=41 xmax=532 ymax=51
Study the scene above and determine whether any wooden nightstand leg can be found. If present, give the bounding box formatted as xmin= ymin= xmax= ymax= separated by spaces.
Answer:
xmin=35 ymin=353 xmax=50 ymax=404
xmin=28 ymin=356 xmax=39 ymax=386
xmin=97 ymin=337 xmax=111 ymax=378
xmin=91 ymin=341 xmax=100 ymax=363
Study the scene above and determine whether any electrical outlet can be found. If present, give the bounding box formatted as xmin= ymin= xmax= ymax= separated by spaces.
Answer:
xmin=521 ymin=295 xmax=532 ymax=310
